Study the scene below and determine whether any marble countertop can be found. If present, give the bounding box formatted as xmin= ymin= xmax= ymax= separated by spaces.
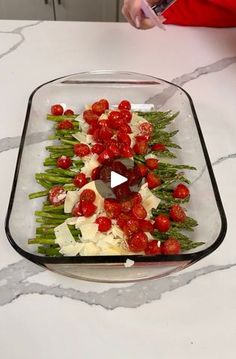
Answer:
xmin=0 ymin=20 xmax=236 ymax=358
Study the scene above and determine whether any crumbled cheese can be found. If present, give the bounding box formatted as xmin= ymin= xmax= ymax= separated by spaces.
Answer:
xmin=124 ymin=259 xmax=135 ymax=268
xmin=75 ymin=214 xmax=97 ymax=229
xmin=80 ymin=223 xmax=99 ymax=242
xmin=112 ymin=224 xmax=125 ymax=239
xmin=80 ymin=154 xmax=100 ymax=177
xmin=64 ymin=191 xmax=79 ymax=213
xmin=79 ymin=242 xmax=100 ymax=256
xmin=99 ymin=113 xmax=108 ymax=120
xmin=72 ymin=132 xmax=94 ymax=145
xmin=54 ymin=222 xmax=76 ymax=247
xmin=59 ymin=243 xmax=84 ymax=256
xmin=139 ymin=183 xmax=160 ymax=217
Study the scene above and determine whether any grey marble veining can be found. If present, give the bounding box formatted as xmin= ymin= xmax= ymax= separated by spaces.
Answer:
xmin=0 ymin=259 xmax=235 ymax=308
xmin=0 ymin=21 xmax=42 ymax=61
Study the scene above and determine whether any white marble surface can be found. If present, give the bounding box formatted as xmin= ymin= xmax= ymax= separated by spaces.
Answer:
xmin=0 ymin=20 xmax=236 ymax=358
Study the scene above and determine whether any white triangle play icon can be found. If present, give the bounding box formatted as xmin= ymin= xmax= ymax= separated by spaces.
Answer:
xmin=111 ymin=171 xmax=128 ymax=189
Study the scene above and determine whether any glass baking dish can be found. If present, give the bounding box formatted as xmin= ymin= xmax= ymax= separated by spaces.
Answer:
xmin=5 ymin=71 xmax=227 ymax=282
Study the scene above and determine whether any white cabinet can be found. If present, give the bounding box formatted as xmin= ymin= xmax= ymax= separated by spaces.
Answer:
xmin=55 ymin=0 xmax=117 ymax=22
xmin=0 ymin=0 xmax=54 ymax=20
xmin=0 ymin=0 xmax=119 ymax=21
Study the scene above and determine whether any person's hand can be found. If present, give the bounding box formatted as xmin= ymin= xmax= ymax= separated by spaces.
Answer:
xmin=122 ymin=0 xmax=158 ymax=30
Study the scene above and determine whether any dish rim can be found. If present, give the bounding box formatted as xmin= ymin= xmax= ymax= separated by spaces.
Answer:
xmin=5 ymin=70 xmax=227 ymax=266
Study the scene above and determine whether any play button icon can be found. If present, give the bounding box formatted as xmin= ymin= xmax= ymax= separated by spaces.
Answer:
xmin=111 ymin=171 xmax=128 ymax=189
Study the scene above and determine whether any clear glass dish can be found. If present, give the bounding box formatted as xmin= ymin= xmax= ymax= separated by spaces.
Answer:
xmin=5 ymin=71 xmax=227 ymax=282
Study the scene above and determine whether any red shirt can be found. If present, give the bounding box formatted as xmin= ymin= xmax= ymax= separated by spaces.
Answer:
xmin=164 ymin=0 xmax=236 ymax=27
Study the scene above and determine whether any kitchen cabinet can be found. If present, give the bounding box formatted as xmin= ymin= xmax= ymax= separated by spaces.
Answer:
xmin=0 ymin=0 xmax=119 ymax=21
xmin=55 ymin=0 xmax=118 ymax=22
xmin=0 ymin=0 xmax=55 ymax=20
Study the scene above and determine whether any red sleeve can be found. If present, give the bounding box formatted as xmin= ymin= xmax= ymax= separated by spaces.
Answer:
xmin=164 ymin=0 xmax=236 ymax=27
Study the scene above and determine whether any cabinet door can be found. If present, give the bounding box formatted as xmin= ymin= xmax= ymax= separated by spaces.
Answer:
xmin=0 ymin=0 xmax=54 ymax=20
xmin=55 ymin=0 xmax=117 ymax=22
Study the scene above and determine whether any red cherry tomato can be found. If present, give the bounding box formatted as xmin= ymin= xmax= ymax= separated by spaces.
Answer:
xmin=80 ymin=189 xmax=96 ymax=203
xmin=162 ymin=238 xmax=181 ymax=255
xmin=145 ymin=240 xmax=161 ymax=255
xmin=73 ymin=173 xmax=87 ymax=188
xmin=48 ymin=185 xmax=66 ymax=206
xmin=92 ymin=101 xmax=106 ymax=116
xmin=133 ymin=141 xmax=148 ymax=155
xmin=99 ymin=99 xmax=109 ymax=110
xmin=118 ymin=100 xmax=131 ymax=111
xmin=72 ymin=201 xmax=83 ymax=217
xmin=146 ymin=172 xmax=161 ymax=189
xmin=117 ymin=213 xmax=130 ymax=230
xmin=108 ymin=111 xmax=124 ymax=129
xmin=139 ymin=219 xmax=154 ymax=233
xmin=128 ymin=231 xmax=148 ymax=252
xmin=173 ymin=184 xmax=190 ymax=199
xmin=97 ymin=149 xmax=112 ymax=164
xmin=113 ymin=182 xmax=132 ymax=201
xmin=98 ymin=119 xmax=109 ymax=127
xmin=51 ymin=104 xmax=64 ymax=116
xmin=111 ymin=161 xmax=128 ymax=177
xmin=91 ymin=166 xmax=101 ymax=180
xmin=120 ymin=144 xmax=133 ymax=158
xmin=56 ymin=155 xmax=72 ymax=169
xmin=127 ymin=168 xmax=141 ymax=186
xmin=131 ymin=192 xmax=142 ymax=206
xmin=136 ymin=164 xmax=148 ymax=177
xmin=132 ymin=204 xmax=147 ymax=220
xmin=83 ymin=109 xmax=98 ymax=125
xmin=91 ymin=143 xmax=105 ymax=155
xmin=57 ymin=120 xmax=74 ymax=130
xmin=99 ymin=165 xmax=111 ymax=183
xmin=120 ymin=109 xmax=132 ymax=123
xmin=152 ymin=143 xmax=166 ymax=152
xmin=107 ymin=142 xmax=120 ymax=158
xmin=119 ymin=124 xmax=132 ymax=134
xmin=135 ymin=134 xmax=149 ymax=142
xmin=80 ymin=201 xmax=97 ymax=217
xmin=98 ymin=126 xmax=113 ymax=142
xmin=169 ymin=204 xmax=186 ymax=222
xmin=145 ymin=158 xmax=159 ymax=170
xmin=140 ymin=122 xmax=153 ymax=135
xmin=96 ymin=216 xmax=112 ymax=232
xmin=74 ymin=143 xmax=90 ymax=157
xmin=104 ymin=198 xmax=122 ymax=219
xmin=117 ymin=132 xmax=131 ymax=146
xmin=121 ymin=198 xmax=133 ymax=214
xmin=64 ymin=109 xmax=74 ymax=116
xmin=123 ymin=218 xmax=140 ymax=237
xmin=154 ymin=214 xmax=171 ymax=232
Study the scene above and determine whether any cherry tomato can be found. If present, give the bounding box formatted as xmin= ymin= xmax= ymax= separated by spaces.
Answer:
xmin=73 ymin=173 xmax=87 ymax=188
xmin=92 ymin=101 xmax=106 ymax=116
xmin=152 ymin=143 xmax=166 ymax=152
xmin=64 ymin=109 xmax=74 ymax=116
xmin=118 ymin=100 xmax=131 ymax=111
xmin=98 ymin=119 xmax=109 ymax=127
xmin=140 ymin=122 xmax=153 ymax=136
xmin=57 ymin=120 xmax=74 ymax=130
xmin=173 ymin=184 xmax=190 ymax=199
xmin=154 ymin=214 xmax=171 ymax=232
xmin=98 ymin=126 xmax=113 ymax=142
xmin=107 ymin=142 xmax=120 ymax=158
xmin=99 ymin=165 xmax=111 ymax=183
xmin=162 ymin=238 xmax=181 ymax=255
xmin=128 ymin=231 xmax=148 ymax=252
xmin=145 ymin=158 xmax=159 ymax=170
xmin=81 ymin=201 xmax=97 ymax=217
xmin=91 ymin=166 xmax=101 ymax=180
xmin=80 ymin=189 xmax=96 ymax=203
xmin=51 ymin=104 xmax=63 ymax=116
xmin=108 ymin=111 xmax=123 ymax=129
xmin=146 ymin=172 xmax=161 ymax=189
xmin=104 ymin=198 xmax=122 ymax=219
xmin=121 ymin=198 xmax=133 ymax=213
xmin=91 ymin=143 xmax=105 ymax=155
xmin=97 ymin=149 xmax=112 ymax=164
xmin=127 ymin=168 xmax=141 ymax=186
xmin=74 ymin=143 xmax=90 ymax=157
xmin=111 ymin=161 xmax=128 ymax=177
xmin=131 ymin=192 xmax=142 ymax=206
xmin=72 ymin=201 xmax=82 ymax=217
xmin=120 ymin=144 xmax=133 ymax=158
xmin=96 ymin=216 xmax=112 ymax=232
xmin=56 ymin=155 xmax=72 ymax=169
xmin=120 ymin=109 xmax=132 ymax=123
xmin=117 ymin=132 xmax=131 ymax=146
xmin=113 ymin=182 xmax=132 ymax=201
xmin=133 ymin=141 xmax=148 ymax=155
xmin=145 ymin=240 xmax=161 ymax=255
xmin=48 ymin=185 xmax=66 ymax=206
xmin=83 ymin=109 xmax=98 ymax=125
xmin=169 ymin=204 xmax=186 ymax=222
xmin=99 ymin=99 xmax=109 ymax=110
xmin=119 ymin=124 xmax=132 ymax=134
xmin=132 ymin=204 xmax=147 ymax=220
xmin=136 ymin=164 xmax=148 ymax=177
xmin=123 ymin=218 xmax=140 ymax=237
xmin=117 ymin=213 xmax=130 ymax=230
xmin=139 ymin=219 xmax=154 ymax=233
xmin=135 ymin=134 xmax=150 ymax=142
